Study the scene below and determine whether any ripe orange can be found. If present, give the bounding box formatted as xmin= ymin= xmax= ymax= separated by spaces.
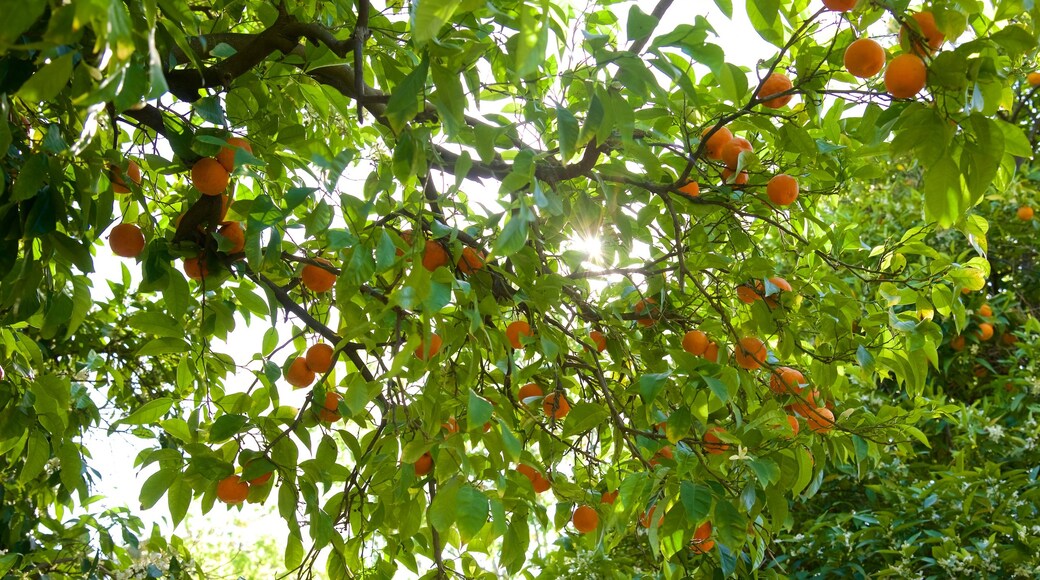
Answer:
xmin=245 ymin=462 xmax=273 ymax=486
xmin=785 ymin=415 xmax=800 ymax=438
xmin=601 ymin=490 xmax=618 ymax=504
xmin=217 ymin=221 xmax=245 ymax=253
xmin=182 ymin=256 xmax=208 ymax=280
xmin=690 ymin=521 xmax=714 ymax=553
xmin=678 ymin=181 xmax=700 ymax=198
xmin=640 ymin=505 xmax=664 ymax=528
xmin=682 ymin=330 xmax=709 ymax=356
xmin=978 ymin=304 xmax=992 ymax=318
xmin=770 ymin=366 xmax=806 ymax=395
xmin=702 ymin=126 xmax=733 ymax=160
xmin=216 ymin=475 xmax=249 ymax=504
xmin=318 ymin=392 xmax=342 ymax=423
xmin=884 ymin=54 xmax=927 ymax=99
xmin=415 ymin=333 xmax=443 ymax=360
xmin=302 ymin=258 xmax=337 ymax=293
xmin=191 ymin=157 xmax=230 ymax=196
xmin=457 ymin=247 xmax=486 ymax=274
xmin=414 ymin=452 xmax=433 ymax=476
xmin=634 ymin=297 xmax=659 ymax=327
xmin=572 ymin=505 xmax=599 ymax=534
xmin=422 ymin=240 xmax=450 ymax=271
xmin=517 ymin=383 xmax=544 ymax=402
xmin=285 ymin=357 xmax=315 ymax=388
xmin=517 ymin=464 xmax=551 ymax=493
xmin=900 ymin=11 xmax=945 ymax=56
xmin=721 ymin=168 xmax=749 ymax=186
xmin=758 ymin=73 xmax=793 ymax=108
xmin=505 ymin=320 xmax=533 ymax=349
xmin=734 ymin=336 xmax=767 ymax=370
xmin=806 ymin=407 xmax=835 ymax=433
xmin=950 ymin=335 xmax=966 ymax=351
xmin=109 ymin=223 xmax=145 ymax=258
xmin=823 ymin=0 xmax=857 ymax=10
xmin=305 ymin=343 xmax=335 ymax=373
xmin=721 ymin=137 xmax=754 ymax=170
xmin=111 ymin=160 xmax=141 ymax=193
xmin=977 ymin=322 xmax=994 ymax=341
xmin=650 ymin=446 xmax=674 ymax=466
xmin=1028 ymin=72 xmax=1040 ymax=86
xmin=737 ymin=284 xmax=762 ymax=304
xmin=1018 ymin=206 xmax=1034 ymax=220
xmin=767 ymin=174 xmax=799 ymax=206
xmin=543 ymin=392 xmax=571 ymax=420
xmin=703 ymin=426 xmax=730 ymax=455
xmin=844 ymin=38 xmax=886 ymax=78
xmin=442 ymin=417 xmax=459 ymax=434
xmin=1001 ymin=332 xmax=1017 ymax=346
xmin=217 ymin=137 xmax=252 ymax=171
xmin=703 ymin=342 xmax=719 ymax=363
xmin=589 ymin=330 xmax=607 ymax=352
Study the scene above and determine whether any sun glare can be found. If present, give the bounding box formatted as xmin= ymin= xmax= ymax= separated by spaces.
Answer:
xmin=567 ymin=234 xmax=603 ymax=263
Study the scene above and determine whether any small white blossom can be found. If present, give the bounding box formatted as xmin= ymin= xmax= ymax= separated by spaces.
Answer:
xmin=985 ymin=424 xmax=1005 ymax=441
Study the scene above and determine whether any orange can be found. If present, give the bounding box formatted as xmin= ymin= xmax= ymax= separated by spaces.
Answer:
xmin=1001 ymin=333 xmax=1017 ymax=346
xmin=758 ymin=73 xmax=793 ymax=108
xmin=182 ymin=256 xmax=208 ymax=280
xmin=978 ymin=304 xmax=992 ymax=318
xmin=703 ymin=342 xmax=719 ymax=363
xmin=216 ymin=475 xmax=249 ymax=504
xmin=217 ymin=221 xmax=245 ymax=254
xmin=650 ymin=446 xmax=673 ymax=466
xmin=950 ymin=335 xmax=966 ymax=351
xmin=767 ymin=174 xmax=799 ymax=206
xmin=721 ymin=137 xmax=754 ymax=170
xmin=414 ymin=452 xmax=433 ymax=476
xmin=517 ymin=464 xmax=550 ymax=493
xmin=977 ymin=322 xmax=994 ymax=341
xmin=823 ymin=0 xmax=857 ymax=10
xmin=245 ymin=462 xmax=273 ymax=486
xmin=1018 ymin=206 xmax=1034 ymax=220
xmin=517 ymin=383 xmax=544 ymax=402
xmin=305 ymin=343 xmax=335 ymax=373
xmin=422 ymin=240 xmax=450 ymax=272
xmin=844 ymin=38 xmax=886 ymax=78
xmin=1028 ymin=72 xmax=1040 ymax=86
xmin=640 ymin=505 xmax=664 ymax=528
xmin=109 ymin=223 xmax=145 ymax=258
xmin=806 ymin=407 xmax=835 ymax=433
xmin=721 ymin=168 xmax=749 ymax=186
xmin=634 ymin=297 xmax=659 ymax=327
xmin=589 ymin=330 xmax=607 ymax=352
xmin=884 ymin=54 xmax=927 ymax=99
xmin=219 ymin=194 xmax=231 ymax=221
xmin=572 ymin=505 xmax=599 ymax=534
xmin=737 ymin=284 xmax=762 ymax=304
xmin=317 ymin=392 xmax=342 ymax=423
xmin=302 ymin=258 xmax=337 ymax=293
xmin=505 ymin=320 xmax=533 ymax=349
xmin=785 ymin=415 xmax=800 ymax=438
xmin=111 ymin=160 xmax=141 ymax=193
xmin=900 ymin=11 xmax=945 ymax=56
xmin=701 ymin=126 xmax=733 ymax=160
xmin=678 ymin=181 xmax=700 ymax=198
xmin=703 ymin=426 xmax=730 ymax=455
xmin=415 ymin=333 xmax=443 ymax=360
xmin=217 ymin=137 xmax=252 ymax=171
xmin=543 ymin=392 xmax=571 ymax=420
xmin=285 ymin=357 xmax=315 ymax=388
xmin=457 ymin=247 xmax=486 ymax=274
xmin=191 ymin=157 xmax=230 ymax=196
xmin=770 ymin=366 xmax=806 ymax=395
xmin=682 ymin=330 xmax=709 ymax=356
xmin=601 ymin=490 xmax=618 ymax=504
xmin=690 ymin=521 xmax=714 ymax=553
xmin=766 ymin=276 xmax=792 ymax=306
xmin=734 ymin=336 xmax=767 ymax=370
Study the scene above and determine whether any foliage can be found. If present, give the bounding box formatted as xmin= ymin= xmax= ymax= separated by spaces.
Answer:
xmin=1 ymin=0 xmax=1039 ymax=578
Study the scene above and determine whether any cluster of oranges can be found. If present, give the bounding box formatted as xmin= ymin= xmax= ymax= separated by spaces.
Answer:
xmin=107 ymin=138 xmax=252 ymax=278
xmin=282 ymin=343 xmax=344 ymax=424
xmin=686 ymin=121 xmax=800 ymax=207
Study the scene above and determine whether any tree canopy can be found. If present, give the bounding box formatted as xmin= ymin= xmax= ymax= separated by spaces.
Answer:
xmin=1 ymin=0 xmax=1039 ymax=578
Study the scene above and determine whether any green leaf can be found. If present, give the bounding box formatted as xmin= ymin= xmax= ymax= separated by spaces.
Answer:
xmin=385 ymin=58 xmax=430 ymax=133
xmin=746 ymin=0 xmax=783 ymax=46
xmin=492 ymin=212 xmax=529 ymax=257
xmin=638 ymin=372 xmax=671 ymax=405
xmin=562 ymin=403 xmax=610 ymax=438
xmin=680 ymin=481 xmax=713 ymax=523
xmin=456 ymin=484 xmax=489 ymax=540
xmin=703 ymin=376 xmax=730 ymax=403
xmin=137 ymin=337 xmax=190 ymax=356
xmin=467 ymin=390 xmax=493 ymax=431
xmin=139 ymin=468 xmax=176 ymax=509
xmin=209 ymin=414 xmax=249 ymax=443
xmin=16 ymin=52 xmax=75 ymax=103
xmin=626 ymin=5 xmax=660 ymax=42
xmin=556 ymin=106 xmax=579 ymax=164
xmin=123 ymin=398 xmax=174 ymax=425
xmin=168 ymin=476 xmax=191 ymax=527
xmin=429 ymin=479 xmax=460 ymax=532
xmin=411 ymin=0 xmax=462 ymax=46
xmin=713 ymin=499 xmax=747 ymax=548
xmin=18 ymin=431 xmax=48 ymax=483
xmin=515 ymin=0 xmax=550 ymax=78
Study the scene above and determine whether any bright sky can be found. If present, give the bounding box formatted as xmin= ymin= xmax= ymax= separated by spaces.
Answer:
xmin=79 ymin=1 xmax=796 ymax=576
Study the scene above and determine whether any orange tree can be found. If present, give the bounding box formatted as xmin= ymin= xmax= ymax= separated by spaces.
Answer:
xmin=0 ymin=0 xmax=1038 ymax=577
